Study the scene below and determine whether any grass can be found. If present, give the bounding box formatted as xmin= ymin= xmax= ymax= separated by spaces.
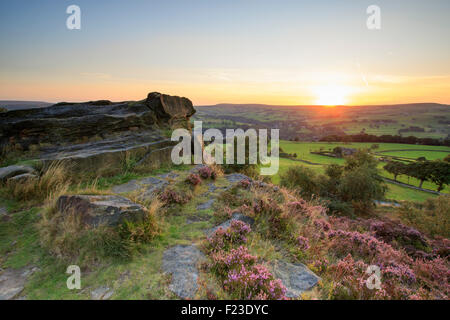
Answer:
xmin=276 ymin=141 xmax=450 ymax=202
xmin=0 ymin=162 xmax=233 ymax=300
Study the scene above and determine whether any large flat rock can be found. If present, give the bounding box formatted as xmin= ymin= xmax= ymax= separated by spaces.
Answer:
xmin=270 ymin=260 xmax=321 ymax=298
xmin=162 ymin=245 xmax=205 ymax=299
xmin=0 ymin=92 xmax=196 ymax=175
xmin=57 ymin=195 xmax=147 ymax=227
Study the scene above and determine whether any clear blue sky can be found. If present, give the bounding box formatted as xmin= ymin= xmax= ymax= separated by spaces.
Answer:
xmin=1 ymin=0 xmax=449 ymax=105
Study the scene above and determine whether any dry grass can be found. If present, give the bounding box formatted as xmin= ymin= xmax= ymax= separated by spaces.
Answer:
xmin=3 ymin=161 xmax=71 ymax=203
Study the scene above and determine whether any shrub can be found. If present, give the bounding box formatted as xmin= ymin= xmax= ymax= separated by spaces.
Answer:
xmin=413 ymin=257 xmax=449 ymax=299
xmin=337 ymin=166 xmax=386 ymax=214
xmin=207 ymin=220 xmax=251 ymax=252
xmin=159 ymin=188 xmax=191 ymax=205
xmin=224 ymin=264 xmax=287 ymax=300
xmin=296 ymin=236 xmax=310 ymax=250
xmin=210 ymin=246 xmax=257 ymax=277
xmin=186 ymin=173 xmax=202 ymax=186
xmin=239 ymin=179 xmax=252 ymax=189
xmin=369 ymin=220 xmax=430 ymax=256
xmin=198 ymin=166 xmax=213 ymax=179
xmin=252 ymin=198 xmax=291 ymax=239
xmin=328 ymin=229 xmax=411 ymax=264
xmin=398 ymin=196 xmax=450 ymax=238
xmin=280 ymin=166 xmax=320 ymax=198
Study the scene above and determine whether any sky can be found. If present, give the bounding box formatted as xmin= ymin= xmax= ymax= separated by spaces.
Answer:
xmin=0 ymin=0 xmax=449 ymax=106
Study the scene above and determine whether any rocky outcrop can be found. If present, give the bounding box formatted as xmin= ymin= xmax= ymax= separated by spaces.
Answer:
xmin=162 ymin=245 xmax=205 ymax=299
xmin=57 ymin=195 xmax=147 ymax=227
xmin=270 ymin=260 xmax=321 ymax=298
xmin=0 ymin=92 xmax=195 ymax=175
xmin=146 ymin=92 xmax=195 ymax=128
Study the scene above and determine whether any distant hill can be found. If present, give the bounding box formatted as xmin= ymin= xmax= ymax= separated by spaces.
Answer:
xmin=193 ymin=103 xmax=450 ymax=141
xmin=0 ymin=100 xmax=52 ymax=111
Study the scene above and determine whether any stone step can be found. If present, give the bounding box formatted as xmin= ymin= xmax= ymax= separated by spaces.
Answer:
xmin=162 ymin=245 xmax=205 ymax=299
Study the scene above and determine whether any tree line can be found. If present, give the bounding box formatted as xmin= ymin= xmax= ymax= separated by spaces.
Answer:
xmin=384 ymin=158 xmax=450 ymax=191
xmin=320 ymin=133 xmax=450 ymax=147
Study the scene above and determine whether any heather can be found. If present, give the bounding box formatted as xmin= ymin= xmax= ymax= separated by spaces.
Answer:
xmin=209 ymin=177 xmax=450 ymax=300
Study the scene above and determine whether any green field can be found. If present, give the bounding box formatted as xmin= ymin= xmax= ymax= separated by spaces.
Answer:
xmin=275 ymin=141 xmax=450 ymax=202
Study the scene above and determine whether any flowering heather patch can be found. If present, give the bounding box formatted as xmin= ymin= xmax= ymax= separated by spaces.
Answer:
xmin=312 ymin=257 xmax=329 ymax=274
xmin=186 ymin=173 xmax=202 ymax=186
xmin=369 ymin=220 xmax=429 ymax=252
xmin=198 ymin=166 xmax=213 ymax=179
xmin=239 ymin=179 xmax=252 ymax=189
xmin=296 ymin=236 xmax=310 ymax=251
xmin=328 ymin=254 xmax=378 ymax=299
xmin=207 ymin=220 xmax=251 ymax=251
xmin=158 ymin=188 xmax=190 ymax=205
xmin=413 ymin=257 xmax=449 ymax=298
xmin=224 ymin=264 xmax=287 ymax=300
xmin=287 ymin=200 xmax=310 ymax=216
xmin=430 ymin=237 xmax=450 ymax=260
xmin=328 ymin=229 xmax=410 ymax=264
xmin=314 ymin=219 xmax=331 ymax=232
xmin=210 ymin=246 xmax=257 ymax=277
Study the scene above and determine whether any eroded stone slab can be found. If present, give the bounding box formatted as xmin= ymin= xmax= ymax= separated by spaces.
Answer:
xmin=0 ymin=165 xmax=36 ymax=182
xmin=0 ymin=267 xmax=38 ymax=300
xmin=91 ymin=286 xmax=114 ymax=300
xmin=205 ymin=213 xmax=254 ymax=238
xmin=7 ymin=173 xmax=38 ymax=183
xmin=197 ymin=199 xmax=215 ymax=211
xmin=111 ymin=177 xmax=168 ymax=199
xmin=57 ymin=195 xmax=146 ymax=227
xmin=158 ymin=172 xmax=179 ymax=180
xmin=162 ymin=245 xmax=205 ymax=299
xmin=270 ymin=260 xmax=321 ymax=298
xmin=225 ymin=173 xmax=251 ymax=184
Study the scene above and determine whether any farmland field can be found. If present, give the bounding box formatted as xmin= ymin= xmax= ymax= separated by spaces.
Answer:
xmin=274 ymin=141 xmax=450 ymax=202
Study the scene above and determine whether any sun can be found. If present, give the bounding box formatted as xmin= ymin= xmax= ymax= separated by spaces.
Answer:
xmin=313 ymin=84 xmax=351 ymax=106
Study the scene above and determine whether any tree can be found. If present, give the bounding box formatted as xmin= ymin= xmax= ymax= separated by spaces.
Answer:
xmin=344 ymin=150 xmax=378 ymax=171
xmin=406 ymin=161 xmax=432 ymax=189
xmin=384 ymin=161 xmax=406 ymax=181
xmin=280 ymin=166 xmax=320 ymax=198
xmin=337 ymin=165 xmax=386 ymax=212
xmin=428 ymin=160 xmax=450 ymax=192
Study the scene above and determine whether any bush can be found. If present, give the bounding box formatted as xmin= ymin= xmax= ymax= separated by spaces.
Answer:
xmin=159 ymin=188 xmax=191 ymax=205
xmin=207 ymin=220 xmax=251 ymax=252
xmin=210 ymin=246 xmax=257 ymax=278
xmin=398 ymin=196 xmax=450 ymax=238
xmin=280 ymin=166 xmax=320 ymax=198
xmin=186 ymin=173 xmax=202 ymax=186
xmin=252 ymin=198 xmax=292 ymax=239
xmin=224 ymin=264 xmax=287 ymax=300
xmin=337 ymin=166 xmax=386 ymax=205
xmin=198 ymin=166 xmax=213 ymax=179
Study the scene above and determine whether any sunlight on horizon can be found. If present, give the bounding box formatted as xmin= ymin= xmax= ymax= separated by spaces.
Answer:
xmin=312 ymin=84 xmax=353 ymax=106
